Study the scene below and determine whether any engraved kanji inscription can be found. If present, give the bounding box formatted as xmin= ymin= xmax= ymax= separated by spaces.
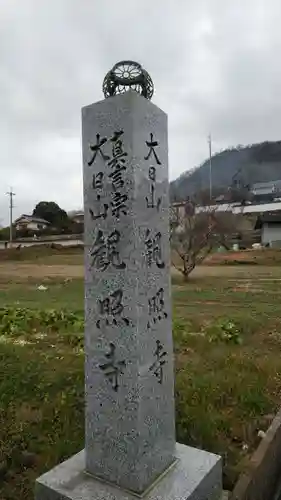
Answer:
xmin=109 ymin=131 xmax=128 ymax=164
xmin=88 ymin=134 xmax=110 ymax=166
xmin=90 ymin=229 xmax=126 ymax=271
xmin=90 ymin=171 xmax=108 ymax=219
xmin=92 ymin=172 xmax=104 ymax=190
xmin=99 ymin=342 xmax=126 ymax=392
xmin=144 ymin=133 xmax=161 ymax=165
xmin=108 ymin=130 xmax=129 ymax=216
xmin=145 ymin=158 xmax=161 ymax=211
xmin=96 ymin=289 xmax=130 ymax=328
xmin=146 ymin=183 xmax=161 ymax=211
xmin=89 ymin=204 xmax=109 ymax=220
xmin=149 ymin=166 xmax=156 ymax=181
xmin=108 ymin=167 xmax=126 ymax=189
xmin=149 ymin=340 xmax=167 ymax=384
xmin=88 ymin=130 xmax=129 ymax=220
xmin=111 ymin=191 xmax=128 ymax=218
xmin=144 ymin=229 xmax=165 ymax=268
xmin=147 ymin=288 xmax=168 ymax=328
xmin=108 ymin=130 xmax=128 ymax=191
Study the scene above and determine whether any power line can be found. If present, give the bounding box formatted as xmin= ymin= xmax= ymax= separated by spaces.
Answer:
xmin=6 ymin=188 xmax=15 ymax=247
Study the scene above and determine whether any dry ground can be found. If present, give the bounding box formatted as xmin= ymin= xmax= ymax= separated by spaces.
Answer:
xmin=0 ymin=262 xmax=83 ymax=280
xmin=0 ymin=260 xmax=280 ymax=281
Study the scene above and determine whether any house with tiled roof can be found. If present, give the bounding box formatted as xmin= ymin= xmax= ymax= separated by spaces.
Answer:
xmin=14 ymin=215 xmax=50 ymax=232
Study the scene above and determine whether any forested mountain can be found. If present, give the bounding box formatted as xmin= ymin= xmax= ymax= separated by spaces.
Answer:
xmin=170 ymin=140 xmax=281 ymax=201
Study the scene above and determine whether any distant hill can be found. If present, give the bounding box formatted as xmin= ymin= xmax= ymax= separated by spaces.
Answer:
xmin=170 ymin=140 xmax=281 ymax=201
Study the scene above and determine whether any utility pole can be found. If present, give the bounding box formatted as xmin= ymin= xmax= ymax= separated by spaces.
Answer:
xmin=6 ymin=188 xmax=15 ymax=248
xmin=208 ymin=134 xmax=212 ymax=202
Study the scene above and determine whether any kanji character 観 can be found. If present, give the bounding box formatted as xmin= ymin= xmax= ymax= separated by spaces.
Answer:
xmin=90 ymin=229 xmax=126 ymax=271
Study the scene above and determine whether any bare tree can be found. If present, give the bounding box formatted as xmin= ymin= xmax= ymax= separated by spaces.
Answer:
xmin=170 ymin=201 xmax=238 ymax=281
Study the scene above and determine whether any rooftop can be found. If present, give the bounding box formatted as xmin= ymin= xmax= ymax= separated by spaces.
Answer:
xmin=255 ymin=211 xmax=281 ymax=229
xmin=14 ymin=215 xmax=50 ymax=225
xmin=251 ymin=180 xmax=281 ymax=193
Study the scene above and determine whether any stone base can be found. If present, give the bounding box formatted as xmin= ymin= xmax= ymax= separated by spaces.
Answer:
xmin=35 ymin=443 xmax=222 ymax=500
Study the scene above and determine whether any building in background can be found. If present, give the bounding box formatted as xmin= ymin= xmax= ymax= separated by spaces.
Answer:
xmin=255 ymin=212 xmax=281 ymax=247
xmin=250 ymin=180 xmax=281 ymax=203
xmin=14 ymin=215 xmax=50 ymax=232
xmin=69 ymin=211 xmax=84 ymax=224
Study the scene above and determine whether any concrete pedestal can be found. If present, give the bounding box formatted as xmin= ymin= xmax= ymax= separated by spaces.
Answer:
xmin=35 ymin=443 xmax=222 ymax=500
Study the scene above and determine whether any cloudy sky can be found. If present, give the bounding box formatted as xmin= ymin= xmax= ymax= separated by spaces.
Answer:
xmin=1 ymin=0 xmax=281 ymax=225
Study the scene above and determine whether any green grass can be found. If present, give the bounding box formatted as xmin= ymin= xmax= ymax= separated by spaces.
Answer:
xmin=0 ymin=279 xmax=84 ymax=310
xmin=2 ymin=262 xmax=281 ymax=497
xmin=172 ymin=274 xmax=281 ymax=488
xmin=0 ymin=331 xmax=84 ymax=499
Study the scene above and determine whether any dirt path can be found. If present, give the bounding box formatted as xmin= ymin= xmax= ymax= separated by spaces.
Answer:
xmin=0 ymin=263 xmax=84 ymax=280
xmin=1 ymin=262 xmax=281 ymax=281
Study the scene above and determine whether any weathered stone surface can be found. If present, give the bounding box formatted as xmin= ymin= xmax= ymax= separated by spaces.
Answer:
xmin=35 ymin=444 xmax=222 ymax=500
xmin=35 ymin=89 xmax=223 ymax=500
xmin=82 ymin=91 xmax=175 ymax=493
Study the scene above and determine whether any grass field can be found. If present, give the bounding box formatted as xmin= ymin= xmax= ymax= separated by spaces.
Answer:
xmin=1 ymin=247 xmax=281 ymax=497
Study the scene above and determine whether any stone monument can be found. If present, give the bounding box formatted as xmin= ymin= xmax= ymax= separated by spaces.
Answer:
xmin=35 ymin=61 xmax=222 ymax=500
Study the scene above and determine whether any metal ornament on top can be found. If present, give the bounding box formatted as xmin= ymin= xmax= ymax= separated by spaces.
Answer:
xmin=102 ymin=61 xmax=154 ymax=100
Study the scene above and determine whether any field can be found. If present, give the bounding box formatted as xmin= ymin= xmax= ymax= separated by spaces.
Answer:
xmin=1 ymin=247 xmax=281 ymax=497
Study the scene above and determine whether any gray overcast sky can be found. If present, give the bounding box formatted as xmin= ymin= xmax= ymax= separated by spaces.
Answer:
xmin=1 ymin=0 xmax=281 ymax=225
